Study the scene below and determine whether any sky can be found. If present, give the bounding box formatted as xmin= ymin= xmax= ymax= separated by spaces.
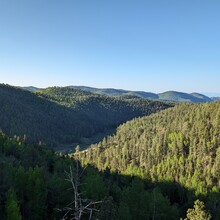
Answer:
xmin=0 ymin=0 xmax=220 ymax=94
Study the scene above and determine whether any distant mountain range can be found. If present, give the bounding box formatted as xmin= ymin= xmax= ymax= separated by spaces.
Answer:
xmin=22 ymin=85 xmax=219 ymax=103
xmin=71 ymin=86 xmax=220 ymax=102
xmin=211 ymin=97 xmax=220 ymax=101
xmin=21 ymin=86 xmax=42 ymax=92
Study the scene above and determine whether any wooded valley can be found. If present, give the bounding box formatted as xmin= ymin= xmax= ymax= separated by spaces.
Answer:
xmin=0 ymin=84 xmax=219 ymax=219
xmin=0 ymin=84 xmax=171 ymax=149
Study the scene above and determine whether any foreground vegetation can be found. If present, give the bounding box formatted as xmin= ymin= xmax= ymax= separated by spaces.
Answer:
xmin=0 ymin=131 xmax=215 ymax=220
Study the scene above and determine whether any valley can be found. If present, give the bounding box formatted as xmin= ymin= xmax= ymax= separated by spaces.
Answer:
xmin=0 ymin=84 xmax=171 ymax=149
xmin=0 ymin=84 xmax=220 ymax=219
xmin=1 ymin=1 xmax=219 ymax=219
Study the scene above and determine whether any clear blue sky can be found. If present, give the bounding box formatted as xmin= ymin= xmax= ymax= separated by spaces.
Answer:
xmin=0 ymin=0 xmax=220 ymax=94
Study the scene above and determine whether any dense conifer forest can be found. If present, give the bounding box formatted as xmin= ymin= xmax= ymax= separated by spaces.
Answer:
xmin=0 ymin=84 xmax=171 ymax=148
xmin=76 ymin=101 xmax=220 ymax=219
xmin=0 ymin=84 xmax=219 ymax=219
xmin=1 ymin=0 xmax=219 ymax=219
xmin=0 ymin=129 xmax=214 ymax=220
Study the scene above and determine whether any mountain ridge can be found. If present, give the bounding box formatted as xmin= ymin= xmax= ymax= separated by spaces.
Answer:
xmin=21 ymin=85 xmax=217 ymax=103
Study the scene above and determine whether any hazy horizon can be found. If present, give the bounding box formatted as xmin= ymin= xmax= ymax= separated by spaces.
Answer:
xmin=2 ymin=82 xmax=220 ymax=98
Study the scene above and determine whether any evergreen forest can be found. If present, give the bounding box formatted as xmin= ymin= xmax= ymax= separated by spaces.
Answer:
xmin=0 ymin=84 xmax=219 ymax=219
xmin=0 ymin=84 xmax=170 ymax=148
xmin=76 ymin=101 xmax=220 ymax=219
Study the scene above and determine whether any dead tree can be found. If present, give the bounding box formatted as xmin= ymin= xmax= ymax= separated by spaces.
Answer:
xmin=57 ymin=161 xmax=102 ymax=220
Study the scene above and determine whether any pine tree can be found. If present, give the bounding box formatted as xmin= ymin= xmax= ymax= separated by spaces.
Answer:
xmin=5 ymin=188 xmax=22 ymax=220
xmin=184 ymin=199 xmax=211 ymax=220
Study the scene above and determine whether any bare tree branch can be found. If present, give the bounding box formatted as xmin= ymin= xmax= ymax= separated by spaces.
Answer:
xmin=57 ymin=161 xmax=102 ymax=220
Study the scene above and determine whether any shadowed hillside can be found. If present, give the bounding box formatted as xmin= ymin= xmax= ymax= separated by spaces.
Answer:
xmin=0 ymin=84 xmax=171 ymax=148
xmin=0 ymin=131 xmax=218 ymax=219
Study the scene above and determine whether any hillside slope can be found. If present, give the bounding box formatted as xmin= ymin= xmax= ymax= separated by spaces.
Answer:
xmin=36 ymin=87 xmax=170 ymax=126
xmin=158 ymin=91 xmax=212 ymax=102
xmin=0 ymin=84 xmax=171 ymax=147
xmin=0 ymin=130 xmax=183 ymax=220
xmin=69 ymin=86 xmax=159 ymax=99
xmin=0 ymin=84 xmax=94 ymax=146
xmin=77 ymin=101 xmax=220 ymax=218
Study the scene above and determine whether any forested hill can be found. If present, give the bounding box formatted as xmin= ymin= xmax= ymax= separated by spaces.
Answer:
xmin=0 ymin=129 xmax=209 ymax=220
xmin=77 ymin=101 xmax=220 ymax=219
xmin=23 ymin=85 xmax=215 ymax=103
xmin=158 ymin=91 xmax=212 ymax=102
xmin=1 ymin=85 xmax=218 ymax=219
xmin=36 ymin=87 xmax=171 ymax=126
xmin=69 ymin=86 xmax=212 ymax=103
xmin=0 ymin=84 xmax=171 ymax=148
xmin=0 ymin=84 xmax=94 ymax=146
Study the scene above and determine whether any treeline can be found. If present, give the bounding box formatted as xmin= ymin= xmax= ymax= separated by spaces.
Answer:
xmin=76 ymin=101 xmax=220 ymax=219
xmin=0 ymin=84 xmax=171 ymax=148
